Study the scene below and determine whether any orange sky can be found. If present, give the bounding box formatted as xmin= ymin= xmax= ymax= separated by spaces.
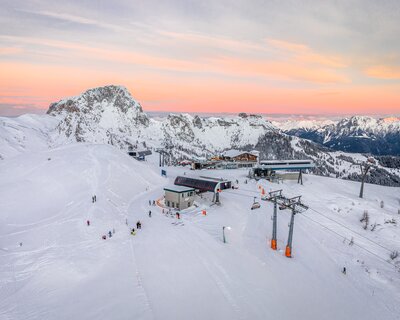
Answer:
xmin=1 ymin=1 xmax=400 ymax=116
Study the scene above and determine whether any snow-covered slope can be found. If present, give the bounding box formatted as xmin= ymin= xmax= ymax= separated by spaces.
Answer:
xmin=1 ymin=145 xmax=399 ymax=319
xmin=0 ymin=114 xmax=59 ymax=160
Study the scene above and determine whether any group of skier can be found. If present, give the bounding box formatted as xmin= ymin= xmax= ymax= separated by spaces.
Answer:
xmin=87 ymin=195 xmax=117 ymax=240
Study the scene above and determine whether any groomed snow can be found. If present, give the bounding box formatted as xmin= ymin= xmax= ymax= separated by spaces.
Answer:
xmin=0 ymin=144 xmax=399 ymax=320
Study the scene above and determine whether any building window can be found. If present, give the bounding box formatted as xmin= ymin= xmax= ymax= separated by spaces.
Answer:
xmin=172 ymin=202 xmax=174 ymax=208
xmin=167 ymin=201 xmax=170 ymax=207
xmin=188 ymin=202 xmax=191 ymax=207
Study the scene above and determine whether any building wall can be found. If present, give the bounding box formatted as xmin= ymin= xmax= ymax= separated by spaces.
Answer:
xmin=164 ymin=190 xmax=194 ymax=210
xmin=232 ymin=153 xmax=258 ymax=162
xmin=276 ymin=172 xmax=300 ymax=180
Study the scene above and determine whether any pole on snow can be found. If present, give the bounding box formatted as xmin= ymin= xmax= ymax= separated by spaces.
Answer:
xmin=359 ymin=163 xmax=370 ymax=198
xmin=285 ymin=204 xmax=296 ymax=258
xmin=271 ymin=197 xmax=278 ymax=250
xmin=222 ymin=226 xmax=231 ymax=243
xmin=222 ymin=226 xmax=226 ymax=243
xmin=297 ymin=169 xmax=303 ymax=185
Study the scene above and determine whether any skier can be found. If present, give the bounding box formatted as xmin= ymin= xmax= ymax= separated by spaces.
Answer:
xmin=136 ymin=221 xmax=141 ymax=229
xmin=125 ymin=218 xmax=128 ymax=225
xmin=342 ymin=267 xmax=347 ymax=275
xmin=131 ymin=228 xmax=136 ymax=235
xmin=102 ymin=235 xmax=106 ymax=240
xmin=149 ymin=200 xmax=151 ymax=206
xmin=94 ymin=195 xmax=97 ymax=202
xmin=108 ymin=231 xmax=112 ymax=238
xmin=152 ymin=200 xmax=155 ymax=206
xmin=92 ymin=196 xmax=94 ymax=203
xmin=87 ymin=220 xmax=90 ymax=226
xmin=148 ymin=210 xmax=152 ymax=218
xmin=176 ymin=212 xmax=180 ymax=219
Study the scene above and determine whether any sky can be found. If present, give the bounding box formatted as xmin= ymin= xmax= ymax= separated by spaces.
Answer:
xmin=1 ymin=0 xmax=400 ymax=117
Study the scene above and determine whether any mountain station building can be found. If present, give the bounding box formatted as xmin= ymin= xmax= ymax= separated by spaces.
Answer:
xmin=163 ymin=185 xmax=195 ymax=210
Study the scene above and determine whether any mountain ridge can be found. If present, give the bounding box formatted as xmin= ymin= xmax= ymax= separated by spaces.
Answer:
xmin=1 ymin=85 xmax=399 ymax=186
xmin=278 ymin=116 xmax=400 ymax=156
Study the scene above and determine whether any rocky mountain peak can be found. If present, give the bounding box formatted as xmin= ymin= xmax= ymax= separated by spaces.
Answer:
xmin=46 ymin=85 xmax=149 ymax=145
xmin=47 ymin=85 xmax=143 ymax=115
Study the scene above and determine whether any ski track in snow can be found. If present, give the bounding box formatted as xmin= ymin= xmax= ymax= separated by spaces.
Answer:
xmin=0 ymin=144 xmax=400 ymax=320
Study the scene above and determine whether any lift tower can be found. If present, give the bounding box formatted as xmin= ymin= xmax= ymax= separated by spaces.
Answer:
xmin=264 ymin=190 xmax=283 ymax=250
xmin=282 ymin=196 xmax=308 ymax=258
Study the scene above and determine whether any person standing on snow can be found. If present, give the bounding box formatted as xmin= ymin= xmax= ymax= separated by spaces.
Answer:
xmin=108 ymin=231 xmax=112 ymax=238
xmin=148 ymin=210 xmax=152 ymax=218
xmin=149 ymin=200 xmax=151 ymax=206
xmin=87 ymin=220 xmax=90 ymax=226
xmin=136 ymin=221 xmax=141 ymax=229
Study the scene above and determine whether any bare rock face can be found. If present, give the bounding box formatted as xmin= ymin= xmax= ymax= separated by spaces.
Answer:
xmin=47 ymin=85 xmax=150 ymax=146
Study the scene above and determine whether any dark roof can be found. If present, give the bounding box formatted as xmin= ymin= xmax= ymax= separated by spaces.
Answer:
xmin=128 ymin=150 xmax=152 ymax=157
xmin=174 ymin=176 xmax=218 ymax=192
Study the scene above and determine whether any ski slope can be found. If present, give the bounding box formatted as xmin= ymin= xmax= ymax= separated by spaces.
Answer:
xmin=0 ymin=144 xmax=399 ymax=320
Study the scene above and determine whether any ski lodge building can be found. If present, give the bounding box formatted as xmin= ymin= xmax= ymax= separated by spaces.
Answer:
xmin=192 ymin=150 xmax=259 ymax=170
xmin=249 ymin=159 xmax=315 ymax=182
xmin=163 ymin=185 xmax=195 ymax=210
xmin=127 ymin=146 xmax=152 ymax=161
xmin=172 ymin=175 xmax=232 ymax=204
xmin=219 ymin=149 xmax=259 ymax=163
xmin=174 ymin=176 xmax=231 ymax=193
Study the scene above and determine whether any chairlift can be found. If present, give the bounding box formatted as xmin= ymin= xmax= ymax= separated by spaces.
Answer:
xmin=251 ymin=202 xmax=261 ymax=210
xmin=251 ymin=196 xmax=261 ymax=210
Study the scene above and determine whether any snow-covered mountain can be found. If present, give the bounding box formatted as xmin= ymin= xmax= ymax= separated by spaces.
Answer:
xmin=1 ymin=86 xmax=400 ymax=319
xmin=1 ymin=85 xmax=400 ymax=186
xmin=44 ymin=85 xmax=276 ymax=159
xmin=272 ymin=119 xmax=336 ymax=131
xmin=279 ymin=116 xmax=400 ymax=156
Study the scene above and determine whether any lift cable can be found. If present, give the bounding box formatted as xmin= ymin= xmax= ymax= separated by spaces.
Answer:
xmin=223 ymin=189 xmax=398 ymax=267
xmin=298 ymin=212 xmax=398 ymax=269
xmin=233 ymin=187 xmax=395 ymax=254
xmin=307 ymin=207 xmax=393 ymax=253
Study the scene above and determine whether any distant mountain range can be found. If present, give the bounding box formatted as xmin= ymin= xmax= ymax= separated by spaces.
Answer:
xmin=1 ymin=85 xmax=399 ymax=186
xmin=274 ymin=116 xmax=400 ymax=156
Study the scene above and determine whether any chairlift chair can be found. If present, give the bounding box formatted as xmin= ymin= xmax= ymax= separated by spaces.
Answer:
xmin=251 ymin=197 xmax=261 ymax=210
xmin=251 ymin=202 xmax=261 ymax=210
